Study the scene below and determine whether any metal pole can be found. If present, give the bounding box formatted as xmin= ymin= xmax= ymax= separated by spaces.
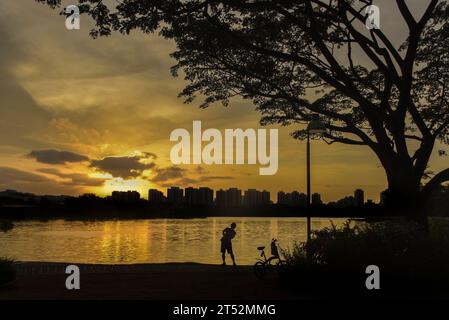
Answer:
xmin=306 ymin=130 xmax=312 ymax=262
xmin=306 ymin=130 xmax=311 ymax=245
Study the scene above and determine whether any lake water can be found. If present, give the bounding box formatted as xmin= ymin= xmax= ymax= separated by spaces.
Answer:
xmin=0 ymin=217 xmax=349 ymax=265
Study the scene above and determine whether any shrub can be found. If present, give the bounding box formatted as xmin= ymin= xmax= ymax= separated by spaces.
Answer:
xmin=281 ymin=219 xmax=449 ymax=297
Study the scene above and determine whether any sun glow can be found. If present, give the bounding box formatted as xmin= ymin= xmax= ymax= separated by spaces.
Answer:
xmin=100 ymin=177 xmax=153 ymax=199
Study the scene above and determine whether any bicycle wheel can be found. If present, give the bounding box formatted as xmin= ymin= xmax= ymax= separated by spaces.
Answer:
xmin=253 ymin=261 xmax=266 ymax=279
xmin=275 ymin=260 xmax=287 ymax=274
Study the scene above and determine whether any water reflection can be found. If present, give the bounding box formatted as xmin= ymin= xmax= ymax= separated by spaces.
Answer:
xmin=0 ymin=217 xmax=348 ymax=265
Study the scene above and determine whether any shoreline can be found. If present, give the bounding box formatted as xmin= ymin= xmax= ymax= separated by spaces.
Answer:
xmin=0 ymin=214 xmax=373 ymax=222
xmin=0 ymin=203 xmax=385 ymax=220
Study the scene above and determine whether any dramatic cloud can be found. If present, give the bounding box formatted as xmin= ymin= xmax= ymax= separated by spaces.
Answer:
xmin=90 ymin=155 xmax=156 ymax=179
xmin=28 ymin=149 xmax=89 ymax=164
xmin=0 ymin=166 xmax=50 ymax=184
xmin=0 ymin=166 xmax=82 ymax=195
xmin=0 ymin=26 xmax=51 ymax=150
xmin=151 ymin=166 xmax=187 ymax=183
xmin=38 ymin=168 xmax=106 ymax=187
xmin=151 ymin=165 xmax=234 ymax=187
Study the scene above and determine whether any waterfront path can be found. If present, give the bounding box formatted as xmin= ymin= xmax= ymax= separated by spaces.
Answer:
xmin=0 ymin=262 xmax=300 ymax=300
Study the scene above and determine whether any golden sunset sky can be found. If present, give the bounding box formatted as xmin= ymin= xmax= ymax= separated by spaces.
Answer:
xmin=0 ymin=0 xmax=447 ymax=202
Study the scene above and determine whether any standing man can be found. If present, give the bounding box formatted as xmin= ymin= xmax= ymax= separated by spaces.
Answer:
xmin=220 ymin=222 xmax=237 ymax=266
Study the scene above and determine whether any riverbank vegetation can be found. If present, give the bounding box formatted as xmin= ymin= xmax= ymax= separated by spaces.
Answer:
xmin=0 ymin=220 xmax=16 ymax=285
xmin=281 ymin=219 xmax=449 ymax=298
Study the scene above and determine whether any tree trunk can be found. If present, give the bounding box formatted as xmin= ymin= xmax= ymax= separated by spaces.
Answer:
xmin=383 ymin=167 xmax=429 ymax=230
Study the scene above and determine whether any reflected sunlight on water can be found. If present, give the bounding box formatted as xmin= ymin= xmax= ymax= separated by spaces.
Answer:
xmin=0 ymin=217 xmax=350 ymax=265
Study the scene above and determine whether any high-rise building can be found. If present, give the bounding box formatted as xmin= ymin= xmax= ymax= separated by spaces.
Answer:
xmin=198 ymin=187 xmax=214 ymax=206
xmin=291 ymin=191 xmax=300 ymax=206
xmin=277 ymin=191 xmax=306 ymax=206
xmin=311 ymin=193 xmax=322 ymax=205
xmin=167 ymin=187 xmax=183 ymax=204
xmin=243 ymin=189 xmax=258 ymax=206
xmin=227 ymin=188 xmax=242 ymax=207
xmin=148 ymin=189 xmax=164 ymax=204
xmin=298 ymin=193 xmax=307 ymax=206
xmin=354 ymin=189 xmax=365 ymax=207
xmin=184 ymin=187 xmax=199 ymax=206
xmin=216 ymin=189 xmax=227 ymax=207
xmin=277 ymin=191 xmax=287 ymax=205
xmin=285 ymin=193 xmax=293 ymax=205
xmin=244 ymin=189 xmax=270 ymax=206
xmin=261 ymin=190 xmax=270 ymax=205
xmin=215 ymin=188 xmax=241 ymax=207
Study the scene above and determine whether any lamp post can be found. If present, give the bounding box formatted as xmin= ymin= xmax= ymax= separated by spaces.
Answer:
xmin=306 ymin=117 xmax=326 ymax=257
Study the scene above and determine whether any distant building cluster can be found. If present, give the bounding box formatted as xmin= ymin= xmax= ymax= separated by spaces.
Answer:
xmin=148 ymin=187 xmax=271 ymax=207
xmin=216 ymin=188 xmax=242 ymax=207
xmin=242 ymin=189 xmax=270 ymax=207
xmin=0 ymin=186 xmax=387 ymax=210
xmin=312 ymin=193 xmax=323 ymax=206
xmin=185 ymin=187 xmax=214 ymax=206
xmin=327 ymin=189 xmax=367 ymax=208
xmin=277 ymin=191 xmax=307 ymax=206
xmin=94 ymin=187 xmax=373 ymax=208
xmin=112 ymin=187 xmax=374 ymax=208
xmin=148 ymin=189 xmax=164 ymax=204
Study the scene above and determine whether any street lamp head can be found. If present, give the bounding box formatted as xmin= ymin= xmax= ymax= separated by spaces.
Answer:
xmin=307 ymin=118 xmax=327 ymax=134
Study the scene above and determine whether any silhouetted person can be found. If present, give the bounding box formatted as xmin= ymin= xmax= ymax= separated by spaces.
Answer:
xmin=221 ymin=222 xmax=237 ymax=266
xmin=270 ymin=238 xmax=279 ymax=259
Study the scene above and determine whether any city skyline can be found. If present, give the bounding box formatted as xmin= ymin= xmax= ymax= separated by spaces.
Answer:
xmin=1 ymin=186 xmax=371 ymax=207
xmin=0 ymin=185 xmax=371 ymax=205
xmin=110 ymin=186 xmax=370 ymax=206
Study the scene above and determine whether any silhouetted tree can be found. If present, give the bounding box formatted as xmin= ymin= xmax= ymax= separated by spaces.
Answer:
xmin=38 ymin=0 xmax=449 ymax=219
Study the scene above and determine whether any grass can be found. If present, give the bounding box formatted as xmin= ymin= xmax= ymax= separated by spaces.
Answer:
xmin=280 ymin=218 xmax=449 ymax=297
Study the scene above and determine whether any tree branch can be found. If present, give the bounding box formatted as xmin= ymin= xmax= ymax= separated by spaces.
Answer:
xmin=422 ymin=167 xmax=449 ymax=199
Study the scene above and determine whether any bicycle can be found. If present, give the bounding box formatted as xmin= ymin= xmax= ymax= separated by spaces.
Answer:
xmin=253 ymin=239 xmax=286 ymax=279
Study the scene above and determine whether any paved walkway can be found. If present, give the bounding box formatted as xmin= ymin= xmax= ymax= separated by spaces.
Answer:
xmin=0 ymin=262 xmax=300 ymax=300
